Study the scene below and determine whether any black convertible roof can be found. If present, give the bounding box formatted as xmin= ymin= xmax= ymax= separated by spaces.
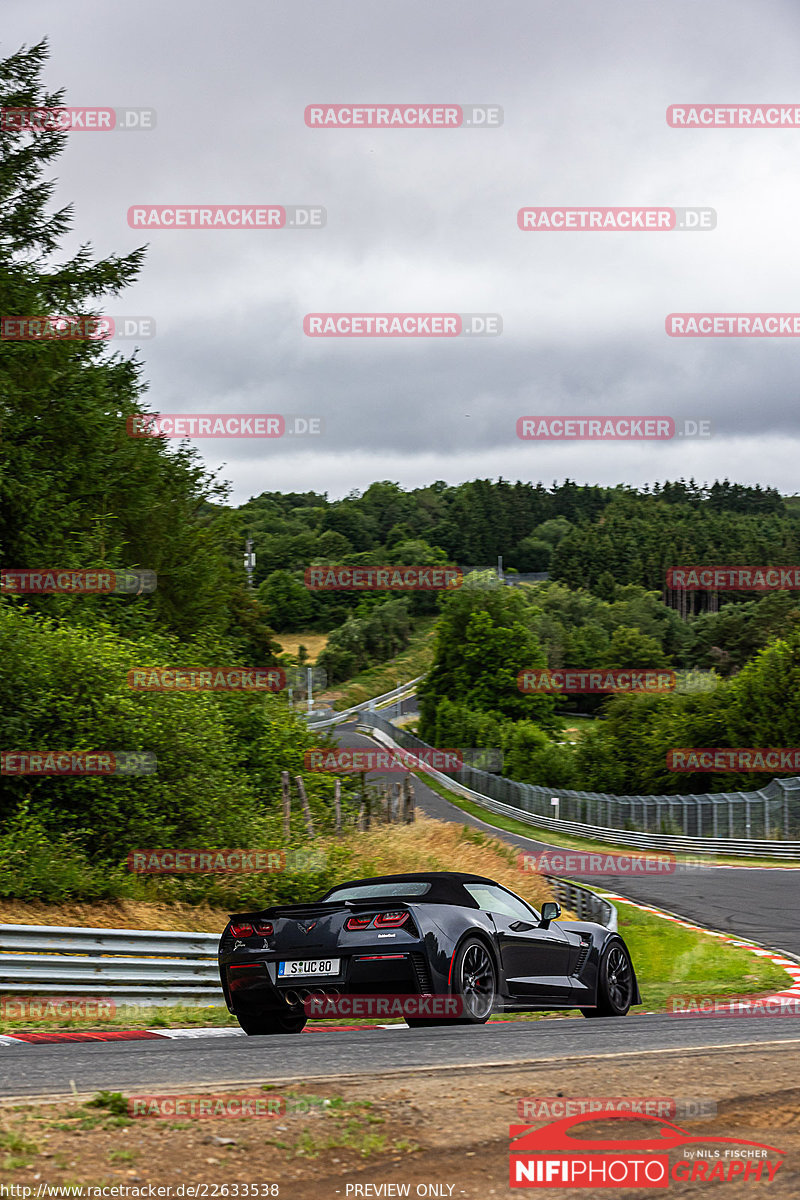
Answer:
xmin=320 ymin=871 xmax=500 ymax=906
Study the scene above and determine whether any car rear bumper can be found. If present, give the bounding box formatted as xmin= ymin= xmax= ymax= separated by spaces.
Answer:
xmin=221 ymin=949 xmax=434 ymax=1014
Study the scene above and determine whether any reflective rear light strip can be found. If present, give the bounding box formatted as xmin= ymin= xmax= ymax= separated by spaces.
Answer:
xmin=355 ymin=954 xmax=408 ymax=961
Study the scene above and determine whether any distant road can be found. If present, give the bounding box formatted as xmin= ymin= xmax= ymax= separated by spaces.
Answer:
xmin=336 ymin=723 xmax=800 ymax=958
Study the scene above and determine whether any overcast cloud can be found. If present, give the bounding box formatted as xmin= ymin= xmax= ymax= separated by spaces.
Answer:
xmin=5 ymin=0 xmax=800 ymax=501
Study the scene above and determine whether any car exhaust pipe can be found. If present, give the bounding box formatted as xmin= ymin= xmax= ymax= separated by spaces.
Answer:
xmin=284 ymin=989 xmax=303 ymax=1007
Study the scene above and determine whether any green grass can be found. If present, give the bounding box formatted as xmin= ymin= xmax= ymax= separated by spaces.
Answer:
xmin=612 ymin=898 xmax=789 ymax=1010
xmin=328 ymin=617 xmax=438 ymax=710
xmin=0 ymin=1003 xmax=238 ymax=1035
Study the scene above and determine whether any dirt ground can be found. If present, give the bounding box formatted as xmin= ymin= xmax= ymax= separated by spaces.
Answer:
xmin=2 ymin=1042 xmax=799 ymax=1198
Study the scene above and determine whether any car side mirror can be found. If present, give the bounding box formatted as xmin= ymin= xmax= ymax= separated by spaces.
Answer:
xmin=540 ymin=902 xmax=561 ymax=928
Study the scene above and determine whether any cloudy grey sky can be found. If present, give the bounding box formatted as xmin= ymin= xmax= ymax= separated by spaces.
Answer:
xmin=6 ymin=0 xmax=800 ymax=502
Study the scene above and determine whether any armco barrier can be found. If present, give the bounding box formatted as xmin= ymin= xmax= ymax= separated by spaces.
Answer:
xmin=358 ymin=712 xmax=800 ymax=858
xmin=305 ymin=676 xmax=423 ymax=730
xmin=0 ymin=925 xmax=224 ymax=1006
xmin=545 ymin=878 xmax=617 ymax=931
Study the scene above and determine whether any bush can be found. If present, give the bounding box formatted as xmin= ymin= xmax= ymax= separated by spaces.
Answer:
xmin=0 ymin=601 xmax=358 ymax=873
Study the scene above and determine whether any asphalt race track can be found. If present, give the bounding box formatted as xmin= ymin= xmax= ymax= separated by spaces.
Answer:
xmin=1 ymin=716 xmax=797 ymax=1102
xmin=334 ymin=722 xmax=800 ymax=958
xmin=1 ymin=1015 xmax=799 ymax=1099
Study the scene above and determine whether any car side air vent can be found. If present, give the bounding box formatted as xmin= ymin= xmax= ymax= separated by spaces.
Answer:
xmin=410 ymin=952 xmax=433 ymax=994
xmin=572 ymin=940 xmax=591 ymax=977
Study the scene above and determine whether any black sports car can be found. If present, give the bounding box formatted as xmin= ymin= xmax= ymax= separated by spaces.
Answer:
xmin=218 ymin=871 xmax=642 ymax=1035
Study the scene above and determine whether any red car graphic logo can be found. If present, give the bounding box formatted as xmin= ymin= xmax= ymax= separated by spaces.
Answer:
xmin=510 ymin=1112 xmax=785 ymax=1156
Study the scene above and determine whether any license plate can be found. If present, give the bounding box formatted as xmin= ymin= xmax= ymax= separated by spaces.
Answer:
xmin=278 ymin=958 xmax=340 ymax=978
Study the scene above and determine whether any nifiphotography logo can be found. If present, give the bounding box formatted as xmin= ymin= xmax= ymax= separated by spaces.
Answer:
xmin=509 ymin=1112 xmax=785 ymax=1188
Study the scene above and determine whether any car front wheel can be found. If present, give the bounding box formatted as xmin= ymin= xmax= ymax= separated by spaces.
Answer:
xmin=581 ymin=941 xmax=634 ymax=1018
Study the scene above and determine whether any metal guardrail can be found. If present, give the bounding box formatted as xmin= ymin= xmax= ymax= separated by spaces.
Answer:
xmin=359 ymin=713 xmax=800 ymax=859
xmin=0 ymin=925 xmax=224 ymax=1006
xmin=545 ymin=878 xmax=617 ymax=931
xmin=305 ymin=676 xmax=423 ymax=730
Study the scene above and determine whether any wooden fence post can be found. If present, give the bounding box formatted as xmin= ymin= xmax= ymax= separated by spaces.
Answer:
xmin=294 ymin=776 xmax=315 ymax=838
xmin=406 ymin=778 xmax=415 ymax=823
xmin=281 ymin=771 xmax=291 ymax=840
xmin=334 ymin=779 xmax=342 ymax=835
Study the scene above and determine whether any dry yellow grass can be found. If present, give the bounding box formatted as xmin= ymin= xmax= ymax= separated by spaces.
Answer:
xmin=272 ymin=631 xmax=328 ymax=663
xmin=0 ymin=898 xmax=230 ymax=932
xmin=0 ymin=815 xmax=554 ymax=930
xmin=342 ymin=813 xmax=555 ymax=911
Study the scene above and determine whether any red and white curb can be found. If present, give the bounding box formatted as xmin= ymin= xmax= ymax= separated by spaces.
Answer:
xmin=603 ymin=892 xmax=800 ymax=1010
xmin=0 ymin=1023 xmax=407 ymax=1046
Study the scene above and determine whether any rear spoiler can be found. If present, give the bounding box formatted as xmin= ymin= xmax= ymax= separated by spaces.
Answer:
xmin=228 ymin=897 xmax=415 ymax=922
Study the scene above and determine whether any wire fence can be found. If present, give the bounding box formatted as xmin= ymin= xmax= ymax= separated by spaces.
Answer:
xmin=360 ymin=712 xmax=800 ymax=842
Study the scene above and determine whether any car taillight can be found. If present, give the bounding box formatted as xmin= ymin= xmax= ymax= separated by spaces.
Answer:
xmin=374 ymin=911 xmax=409 ymax=928
xmin=229 ymin=923 xmax=254 ymax=938
xmin=253 ymin=921 xmax=274 ymax=936
xmin=345 ymin=915 xmax=373 ymax=931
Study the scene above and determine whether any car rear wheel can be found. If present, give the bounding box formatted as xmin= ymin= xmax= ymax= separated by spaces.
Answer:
xmin=406 ymin=940 xmax=497 ymax=1027
xmin=581 ymin=941 xmax=634 ymax=1018
xmin=234 ymin=1009 xmax=308 ymax=1035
